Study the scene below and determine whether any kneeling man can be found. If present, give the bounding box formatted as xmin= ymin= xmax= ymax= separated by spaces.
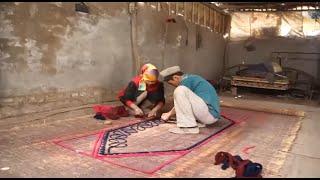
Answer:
xmin=160 ymin=66 xmax=220 ymax=134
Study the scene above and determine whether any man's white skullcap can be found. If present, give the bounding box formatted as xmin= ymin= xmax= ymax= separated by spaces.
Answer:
xmin=160 ymin=66 xmax=181 ymax=78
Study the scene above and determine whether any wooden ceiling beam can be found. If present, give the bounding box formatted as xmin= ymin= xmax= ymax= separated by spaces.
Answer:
xmin=216 ymin=2 xmax=320 ymax=11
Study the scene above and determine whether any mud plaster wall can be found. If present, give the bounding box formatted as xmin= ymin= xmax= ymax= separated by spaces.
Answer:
xmin=136 ymin=6 xmax=226 ymax=95
xmin=0 ymin=3 xmax=227 ymax=119
xmin=226 ymin=38 xmax=320 ymax=80
xmin=0 ymin=2 xmax=133 ymax=118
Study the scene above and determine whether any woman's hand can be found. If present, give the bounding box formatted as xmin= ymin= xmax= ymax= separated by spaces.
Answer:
xmin=147 ymin=110 xmax=157 ymax=118
xmin=129 ymin=103 xmax=144 ymax=116
xmin=134 ymin=107 xmax=144 ymax=116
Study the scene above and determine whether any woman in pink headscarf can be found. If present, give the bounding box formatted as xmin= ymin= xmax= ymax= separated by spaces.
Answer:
xmin=118 ymin=63 xmax=165 ymax=118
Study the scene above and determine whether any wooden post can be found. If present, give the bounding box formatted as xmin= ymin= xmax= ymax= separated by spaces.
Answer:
xmin=214 ymin=10 xmax=217 ymax=32
xmin=129 ymin=2 xmax=140 ymax=76
xmin=221 ymin=15 xmax=225 ymax=34
xmin=176 ymin=2 xmax=178 ymax=15
xmin=157 ymin=2 xmax=160 ymax=12
xmin=209 ymin=9 xmax=211 ymax=29
xmin=197 ymin=3 xmax=200 ymax=24
xmin=192 ymin=2 xmax=194 ymax=23
xmin=183 ymin=2 xmax=186 ymax=20
xmin=204 ymin=5 xmax=206 ymax=27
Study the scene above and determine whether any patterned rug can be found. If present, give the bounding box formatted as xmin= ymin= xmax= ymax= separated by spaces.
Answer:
xmin=53 ymin=116 xmax=235 ymax=174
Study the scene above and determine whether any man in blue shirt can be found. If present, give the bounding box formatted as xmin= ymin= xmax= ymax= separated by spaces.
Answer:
xmin=160 ymin=66 xmax=220 ymax=134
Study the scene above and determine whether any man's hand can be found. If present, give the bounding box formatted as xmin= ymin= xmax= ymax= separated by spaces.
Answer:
xmin=161 ymin=112 xmax=171 ymax=121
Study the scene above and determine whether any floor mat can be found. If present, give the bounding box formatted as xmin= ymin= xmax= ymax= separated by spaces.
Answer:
xmin=156 ymin=108 xmax=302 ymax=178
xmin=99 ymin=117 xmax=233 ymax=155
xmin=53 ymin=116 xmax=235 ymax=174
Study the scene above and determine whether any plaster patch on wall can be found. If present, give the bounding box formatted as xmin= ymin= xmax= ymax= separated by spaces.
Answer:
xmin=137 ymin=26 xmax=146 ymax=46
xmin=0 ymin=62 xmax=15 ymax=71
xmin=42 ymin=44 xmax=49 ymax=51
xmin=7 ymin=39 xmax=23 ymax=47
xmin=137 ymin=35 xmax=145 ymax=46
xmin=55 ymin=16 xmax=98 ymax=72
xmin=119 ymin=9 xmax=128 ymax=16
xmin=14 ymin=2 xmax=21 ymax=5
xmin=77 ymin=16 xmax=98 ymax=33
xmin=29 ymin=4 xmax=38 ymax=18
xmin=15 ymin=41 xmax=22 ymax=47
xmin=158 ymin=38 xmax=165 ymax=48
xmin=3 ymin=8 xmax=14 ymax=16
xmin=0 ymin=3 xmax=132 ymax=104
xmin=0 ymin=52 xmax=15 ymax=72
xmin=0 ymin=52 xmax=11 ymax=61
xmin=176 ymin=35 xmax=182 ymax=48
xmin=0 ymin=16 xmax=14 ymax=39
xmin=49 ymin=2 xmax=62 ymax=7
xmin=51 ymin=24 xmax=71 ymax=39
xmin=66 ymin=17 xmax=75 ymax=24
xmin=54 ymin=14 xmax=132 ymax=90
xmin=24 ymin=39 xmax=43 ymax=72
xmin=138 ymin=55 xmax=150 ymax=65
xmin=40 ymin=24 xmax=65 ymax=33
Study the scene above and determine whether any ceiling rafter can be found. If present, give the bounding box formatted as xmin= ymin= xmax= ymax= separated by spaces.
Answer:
xmin=205 ymin=2 xmax=320 ymax=12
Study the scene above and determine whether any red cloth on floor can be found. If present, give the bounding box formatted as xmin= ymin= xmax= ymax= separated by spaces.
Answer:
xmin=114 ymin=105 xmax=129 ymax=117
xmin=93 ymin=105 xmax=129 ymax=120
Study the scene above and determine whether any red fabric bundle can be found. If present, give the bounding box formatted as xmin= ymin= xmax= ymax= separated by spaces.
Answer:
xmin=93 ymin=105 xmax=129 ymax=120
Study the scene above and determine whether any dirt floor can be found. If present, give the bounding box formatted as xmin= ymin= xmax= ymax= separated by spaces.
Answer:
xmin=0 ymin=92 xmax=319 ymax=178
